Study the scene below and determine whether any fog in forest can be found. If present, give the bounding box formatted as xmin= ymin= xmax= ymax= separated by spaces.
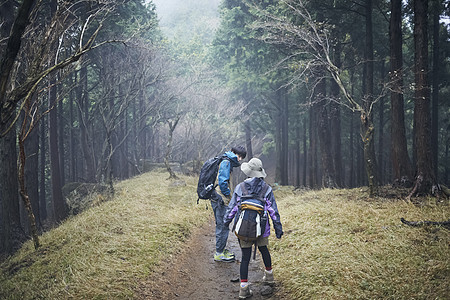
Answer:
xmin=152 ymin=0 xmax=222 ymax=43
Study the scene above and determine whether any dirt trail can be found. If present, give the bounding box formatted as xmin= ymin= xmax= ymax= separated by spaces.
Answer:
xmin=137 ymin=218 xmax=288 ymax=299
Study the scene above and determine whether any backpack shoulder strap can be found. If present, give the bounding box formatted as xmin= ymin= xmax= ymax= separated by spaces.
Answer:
xmin=216 ymin=154 xmax=230 ymax=177
xmin=240 ymin=182 xmax=249 ymax=196
xmin=239 ymin=181 xmax=269 ymax=199
xmin=240 ymin=181 xmax=269 ymax=204
xmin=258 ymin=183 xmax=270 ymax=201
xmin=220 ymin=153 xmax=230 ymax=162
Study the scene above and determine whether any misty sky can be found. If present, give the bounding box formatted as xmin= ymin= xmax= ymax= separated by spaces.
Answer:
xmin=151 ymin=0 xmax=222 ymax=42
xmin=152 ymin=0 xmax=221 ymax=22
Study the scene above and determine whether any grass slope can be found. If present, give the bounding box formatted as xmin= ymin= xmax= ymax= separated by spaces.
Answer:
xmin=272 ymin=187 xmax=449 ymax=299
xmin=1 ymin=172 xmax=449 ymax=299
xmin=0 ymin=170 xmax=210 ymax=299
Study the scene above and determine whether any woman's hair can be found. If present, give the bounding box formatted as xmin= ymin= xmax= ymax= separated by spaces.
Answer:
xmin=231 ymin=146 xmax=247 ymax=159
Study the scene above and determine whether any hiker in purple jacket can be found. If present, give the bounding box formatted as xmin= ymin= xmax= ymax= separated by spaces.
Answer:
xmin=224 ymin=157 xmax=283 ymax=299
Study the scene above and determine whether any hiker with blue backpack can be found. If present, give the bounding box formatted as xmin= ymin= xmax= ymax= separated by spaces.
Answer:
xmin=224 ymin=157 xmax=283 ymax=299
xmin=197 ymin=146 xmax=247 ymax=262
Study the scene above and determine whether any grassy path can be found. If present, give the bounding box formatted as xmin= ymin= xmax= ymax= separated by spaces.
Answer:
xmin=137 ymin=218 xmax=287 ymax=299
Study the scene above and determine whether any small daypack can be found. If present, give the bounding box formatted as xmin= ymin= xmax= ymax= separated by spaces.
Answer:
xmin=233 ymin=182 xmax=270 ymax=241
xmin=196 ymin=154 xmax=228 ymax=203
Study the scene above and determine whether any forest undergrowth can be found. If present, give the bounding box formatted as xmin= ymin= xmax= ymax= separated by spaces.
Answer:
xmin=0 ymin=170 xmax=448 ymax=299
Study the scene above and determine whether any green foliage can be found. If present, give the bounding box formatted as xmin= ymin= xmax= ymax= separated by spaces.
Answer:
xmin=211 ymin=0 xmax=291 ymax=143
xmin=153 ymin=0 xmax=222 ymax=69
xmin=98 ymin=0 xmax=160 ymax=41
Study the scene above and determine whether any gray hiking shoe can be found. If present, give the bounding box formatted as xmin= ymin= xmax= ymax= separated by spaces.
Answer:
xmin=224 ymin=248 xmax=235 ymax=258
xmin=214 ymin=251 xmax=235 ymax=262
xmin=239 ymin=284 xmax=253 ymax=299
xmin=262 ymin=270 xmax=274 ymax=284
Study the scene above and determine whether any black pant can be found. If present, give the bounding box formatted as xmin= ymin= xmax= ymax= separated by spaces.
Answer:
xmin=240 ymin=245 xmax=271 ymax=281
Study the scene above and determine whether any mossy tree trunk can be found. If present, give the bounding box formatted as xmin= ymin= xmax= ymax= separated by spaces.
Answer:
xmin=360 ymin=112 xmax=378 ymax=197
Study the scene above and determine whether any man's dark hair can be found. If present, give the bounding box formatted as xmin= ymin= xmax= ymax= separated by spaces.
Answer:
xmin=231 ymin=146 xmax=247 ymax=159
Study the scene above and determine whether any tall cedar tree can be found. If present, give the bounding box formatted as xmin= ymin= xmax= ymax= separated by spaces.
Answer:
xmin=390 ymin=0 xmax=413 ymax=185
xmin=410 ymin=0 xmax=436 ymax=197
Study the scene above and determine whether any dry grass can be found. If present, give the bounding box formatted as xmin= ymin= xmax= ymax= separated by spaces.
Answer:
xmin=271 ymin=187 xmax=450 ymax=300
xmin=0 ymin=170 xmax=210 ymax=299
xmin=1 ymin=173 xmax=448 ymax=299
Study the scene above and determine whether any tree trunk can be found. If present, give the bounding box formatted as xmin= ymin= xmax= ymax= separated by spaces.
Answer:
xmin=274 ymin=88 xmax=289 ymax=185
xmin=58 ymin=93 xmax=65 ymax=186
xmin=349 ymin=111 xmax=355 ymax=188
xmin=39 ymin=114 xmax=47 ymax=221
xmin=24 ymin=110 xmax=40 ymax=229
xmin=358 ymin=131 xmax=366 ymax=187
xmin=245 ymin=120 xmax=253 ymax=160
xmin=156 ymin=127 xmax=161 ymax=162
xmin=110 ymin=124 xmax=119 ymax=180
xmin=0 ymin=2 xmax=25 ymax=252
xmin=445 ymin=136 xmax=449 ymax=184
xmin=295 ymin=114 xmax=301 ymax=187
xmin=281 ymin=90 xmax=289 ymax=185
xmin=69 ymin=72 xmax=76 ymax=182
xmin=138 ymin=91 xmax=147 ymax=168
xmin=316 ymin=78 xmax=336 ymax=188
xmin=308 ymin=104 xmax=318 ymax=188
xmin=330 ymin=41 xmax=343 ymax=187
xmin=361 ymin=112 xmax=378 ymax=196
xmin=275 ymin=101 xmax=282 ymax=184
xmin=164 ymin=118 xmax=180 ymax=180
xmin=0 ymin=126 xmax=21 ymax=253
xmin=102 ymin=126 xmax=113 ymax=192
xmin=431 ymin=0 xmax=440 ymax=179
xmin=302 ymin=117 xmax=307 ymax=187
xmin=378 ymin=61 xmax=385 ymax=185
xmin=132 ymin=96 xmax=139 ymax=176
xmin=48 ymin=77 xmax=67 ymax=223
xmin=409 ymin=0 xmax=436 ymax=197
xmin=349 ymin=72 xmax=356 ymax=188
xmin=390 ymin=0 xmax=414 ymax=186
xmin=78 ymin=67 xmax=96 ymax=182
xmin=109 ymin=87 xmax=120 ymax=180
xmin=362 ymin=0 xmax=378 ymax=196
xmin=121 ymin=114 xmax=128 ymax=179
xmin=18 ymin=103 xmax=40 ymax=249
xmin=0 ymin=0 xmax=35 ymax=131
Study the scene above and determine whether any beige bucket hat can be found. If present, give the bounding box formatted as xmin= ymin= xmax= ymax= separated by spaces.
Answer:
xmin=241 ymin=157 xmax=267 ymax=178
